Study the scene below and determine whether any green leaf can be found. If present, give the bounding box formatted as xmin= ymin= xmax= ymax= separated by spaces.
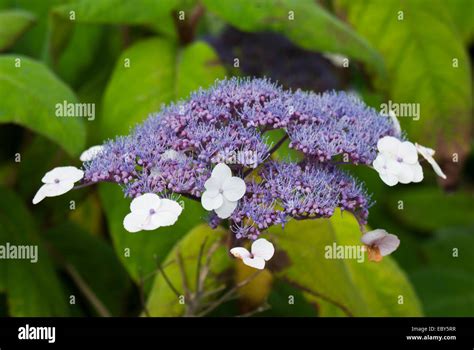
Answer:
xmin=0 ymin=9 xmax=36 ymax=51
xmin=43 ymin=222 xmax=131 ymax=316
xmin=443 ymin=0 xmax=474 ymax=44
xmin=51 ymin=0 xmax=189 ymax=38
xmin=387 ymin=188 xmax=474 ymax=232
xmin=336 ymin=0 xmax=472 ymax=160
xmin=269 ymin=209 xmax=423 ymax=316
xmin=5 ymin=0 xmax=68 ymax=59
xmin=410 ymin=267 xmax=474 ymax=316
xmin=0 ymin=187 xmax=69 ymax=316
xmin=98 ymin=183 xmax=207 ymax=286
xmin=101 ymin=38 xmax=226 ymax=138
xmin=421 ymin=226 xmax=474 ymax=274
xmin=202 ymin=0 xmax=385 ymax=76
xmin=146 ymin=224 xmax=230 ymax=316
xmin=0 ymin=55 xmax=86 ymax=155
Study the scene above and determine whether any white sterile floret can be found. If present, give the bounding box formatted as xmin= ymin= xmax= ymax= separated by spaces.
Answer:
xmin=415 ymin=143 xmax=447 ymax=179
xmin=80 ymin=145 xmax=104 ymax=162
xmin=32 ymin=166 xmax=84 ymax=204
xmin=372 ymin=136 xmax=423 ymax=186
xmin=230 ymin=238 xmax=275 ymax=270
xmin=123 ymin=193 xmax=183 ymax=232
xmin=201 ymin=163 xmax=246 ymax=219
xmin=361 ymin=229 xmax=400 ymax=262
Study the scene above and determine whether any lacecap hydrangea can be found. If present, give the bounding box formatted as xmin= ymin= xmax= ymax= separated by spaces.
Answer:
xmin=33 ymin=78 xmax=446 ymax=268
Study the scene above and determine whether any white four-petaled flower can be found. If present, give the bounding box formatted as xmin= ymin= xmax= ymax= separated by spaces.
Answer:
xmin=230 ymin=238 xmax=275 ymax=270
xmin=361 ymin=229 xmax=400 ymax=262
xmin=80 ymin=145 xmax=104 ymax=162
xmin=123 ymin=193 xmax=183 ymax=232
xmin=201 ymin=163 xmax=246 ymax=219
xmin=32 ymin=166 xmax=84 ymax=204
xmin=415 ymin=143 xmax=447 ymax=179
xmin=372 ymin=136 xmax=423 ymax=186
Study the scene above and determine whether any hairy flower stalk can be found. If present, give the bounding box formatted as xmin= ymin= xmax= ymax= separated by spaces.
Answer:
xmin=34 ymin=78 xmax=445 ymax=264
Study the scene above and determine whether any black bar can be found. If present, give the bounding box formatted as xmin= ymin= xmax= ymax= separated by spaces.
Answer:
xmin=0 ymin=317 xmax=472 ymax=346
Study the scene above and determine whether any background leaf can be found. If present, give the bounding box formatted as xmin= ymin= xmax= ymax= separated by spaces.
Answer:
xmin=202 ymin=0 xmax=385 ymax=76
xmin=387 ymin=188 xmax=474 ymax=233
xmin=0 ymin=187 xmax=69 ymax=316
xmin=0 ymin=55 xmax=86 ymax=155
xmin=0 ymin=9 xmax=36 ymax=51
xmin=101 ymin=38 xmax=226 ymax=138
xmin=336 ymin=0 xmax=472 ymax=172
xmin=43 ymin=221 xmax=131 ymax=316
xmin=269 ymin=210 xmax=423 ymax=316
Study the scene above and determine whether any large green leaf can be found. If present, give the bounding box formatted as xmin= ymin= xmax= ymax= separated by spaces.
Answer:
xmin=52 ymin=0 xmax=180 ymax=25
xmin=146 ymin=224 xmax=231 ymax=316
xmin=443 ymin=0 xmax=474 ymax=44
xmin=410 ymin=267 xmax=474 ymax=316
xmin=336 ymin=0 xmax=472 ymax=163
xmin=409 ymin=226 xmax=474 ymax=316
xmin=0 ymin=9 xmax=36 ymax=51
xmin=3 ymin=0 xmax=69 ymax=59
xmin=0 ymin=187 xmax=69 ymax=316
xmin=387 ymin=188 xmax=474 ymax=233
xmin=269 ymin=210 xmax=423 ymax=316
xmin=101 ymin=38 xmax=226 ymax=138
xmin=0 ymin=55 xmax=86 ymax=155
xmin=202 ymin=0 xmax=385 ymax=76
xmin=98 ymin=183 xmax=207 ymax=286
xmin=43 ymin=222 xmax=131 ymax=316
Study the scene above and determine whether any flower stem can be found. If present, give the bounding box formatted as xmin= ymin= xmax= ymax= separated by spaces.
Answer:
xmin=244 ymin=133 xmax=289 ymax=178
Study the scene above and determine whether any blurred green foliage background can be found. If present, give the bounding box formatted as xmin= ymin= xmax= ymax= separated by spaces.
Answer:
xmin=0 ymin=0 xmax=472 ymax=317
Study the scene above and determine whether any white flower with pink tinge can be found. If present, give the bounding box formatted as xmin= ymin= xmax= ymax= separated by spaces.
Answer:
xmin=361 ymin=229 xmax=400 ymax=262
xmin=201 ymin=163 xmax=246 ymax=219
xmin=123 ymin=193 xmax=182 ymax=232
xmin=372 ymin=136 xmax=423 ymax=186
xmin=230 ymin=238 xmax=275 ymax=270
xmin=32 ymin=166 xmax=84 ymax=204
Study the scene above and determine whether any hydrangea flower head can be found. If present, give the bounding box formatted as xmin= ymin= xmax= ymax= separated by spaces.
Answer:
xmin=33 ymin=78 xmax=445 ymax=267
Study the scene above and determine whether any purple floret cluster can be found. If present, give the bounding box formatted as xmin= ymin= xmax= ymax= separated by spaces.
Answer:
xmin=84 ymin=77 xmax=398 ymax=238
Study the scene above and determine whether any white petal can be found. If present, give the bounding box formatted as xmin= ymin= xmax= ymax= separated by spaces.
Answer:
xmin=214 ymin=198 xmax=238 ymax=219
xmin=377 ymin=233 xmax=400 ymax=256
xmin=230 ymin=247 xmax=251 ymax=260
xmin=396 ymin=163 xmax=414 ymax=184
xmin=416 ymin=143 xmax=446 ymax=179
xmin=385 ymin=158 xmax=402 ymax=174
xmin=162 ymin=149 xmax=179 ymax=161
xmin=211 ymin=163 xmax=232 ymax=187
xmin=377 ymin=136 xmax=400 ymax=156
xmin=380 ymin=172 xmax=399 ymax=186
xmin=398 ymin=141 xmax=418 ymax=164
xmin=42 ymin=166 xmax=84 ymax=183
xmin=251 ymin=238 xmax=275 ymax=261
xmin=123 ymin=211 xmax=148 ymax=233
xmin=372 ymin=154 xmax=387 ymax=173
xmin=80 ymin=145 xmax=104 ymax=162
xmin=130 ymin=193 xmax=161 ymax=213
xmin=222 ymin=176 xmax=246 ymax=201
xmin=32 ymin=185 xmax=47 ymax=204
xmin=416 ymin=143 xmax=435 ymax=158
xmin=361 ymin=229 xmax=388 ymax=246
xmin=41 ymin=181 xmax=75 ymax=197
xmin=201 ymin=191 xmax=223 ymax=211
xmin=388 ymin=110 xmax=401 ymax=136
xmin=243 ymin=256 xmax=266 ymax=270
xmin=152 ymin=199 xmax=183 ymax=227
xmin=204 ymin=177 xmax=220 ymax=196
xmin=410 ymin=163 xmax=424 ymax=183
